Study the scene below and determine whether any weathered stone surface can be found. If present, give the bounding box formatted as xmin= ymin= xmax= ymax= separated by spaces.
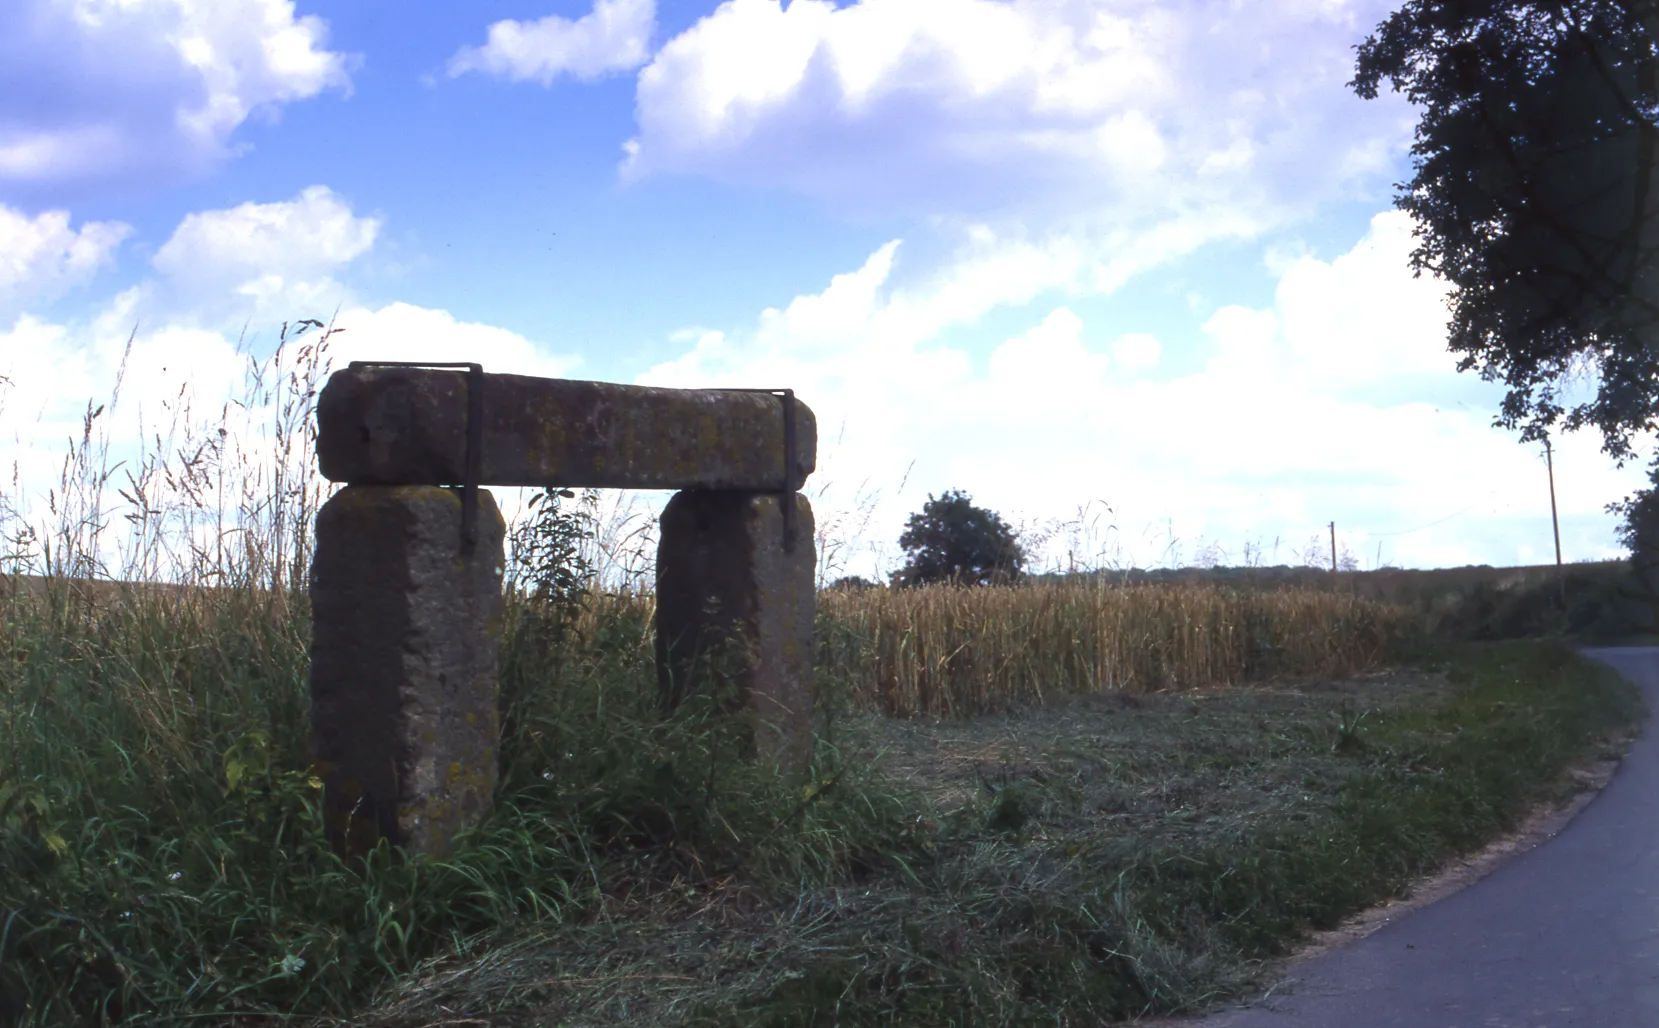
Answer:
xmin=317 ymin=367 xmax=817 ymax=492
xmin=310 ymin=485 xmax=505 ymax=860
xmin=655 ymin=490 xmax=815 ymax=772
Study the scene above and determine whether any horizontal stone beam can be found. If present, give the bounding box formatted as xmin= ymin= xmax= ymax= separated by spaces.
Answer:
xmin=316 ymin=366 xmax=816 ymax=491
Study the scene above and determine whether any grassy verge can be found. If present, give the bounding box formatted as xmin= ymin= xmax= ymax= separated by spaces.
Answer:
xmin=0 ymin=568 xmax=961 ymax=1027
xmin=0 ymin=570 xmax=1643 ymax=1026
xmin=354 ymin=639 xmax=1643 ymax=1027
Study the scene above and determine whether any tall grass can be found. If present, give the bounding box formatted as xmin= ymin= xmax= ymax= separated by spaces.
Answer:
xmin=817 ymin=580 xmax=1408 ymax=717
xmin=0 ymin=323 xmax=940 ymax=1025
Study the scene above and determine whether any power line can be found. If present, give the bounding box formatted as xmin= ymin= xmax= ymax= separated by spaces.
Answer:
xmin=1367 ymin=498 xmax=1495 ymax=538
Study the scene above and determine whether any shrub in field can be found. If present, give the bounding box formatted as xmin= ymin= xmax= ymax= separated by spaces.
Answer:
xmin=892 ymin=489 xmax=1025 ymax=587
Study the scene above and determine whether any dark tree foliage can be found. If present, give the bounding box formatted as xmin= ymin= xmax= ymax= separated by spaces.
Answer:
xmin=1352 ymin=1 xmax=1659 ymax=459
xmin=892 ymin=489 xmax=1025 ymax=587
xmin=828 ymin=574 xmax=881 ymax=591
xmin=1614 ymin=485 xmax=1659 ymax=595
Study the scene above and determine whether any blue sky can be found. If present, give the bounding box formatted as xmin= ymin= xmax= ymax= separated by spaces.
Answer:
xmin=0 ymin=0 xmax=1648 ymax=579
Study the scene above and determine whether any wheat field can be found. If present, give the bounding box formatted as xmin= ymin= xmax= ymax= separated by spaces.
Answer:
xmin=816 ymin=580 xmax=1407 ymax=716
xmin=550 ymin=577 xmax=1408 ymax=719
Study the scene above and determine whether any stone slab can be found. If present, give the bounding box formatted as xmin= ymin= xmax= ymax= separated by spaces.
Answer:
xmin=316 ymin=367 xmax=816 ymax=492
xmin=309 ymin=484 xmax=505 ymax=859
xmin=655 ymin=490 xmax=815 ymax=772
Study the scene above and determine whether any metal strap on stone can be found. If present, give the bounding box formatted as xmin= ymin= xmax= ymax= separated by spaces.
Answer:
xmin=723 ymin=388 xmax=798 ymax=552
xmin=346 ymin=360 xmax=485 ymax=551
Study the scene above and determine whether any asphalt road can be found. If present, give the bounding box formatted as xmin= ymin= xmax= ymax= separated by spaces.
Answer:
xmin=1181 ymin=647 xmax=1659 ymax=1028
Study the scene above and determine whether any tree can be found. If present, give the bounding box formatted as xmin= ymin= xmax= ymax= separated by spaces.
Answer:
xmin=892 ymin=490 xmax=1025 ymax=587
xmin=828 ymin=574 xmax=881 ymax=591
xmin=1614 ymin=485 xmax=1659 ymax=599
xmin=1351 ymin=1 xmax=1659 ymax=460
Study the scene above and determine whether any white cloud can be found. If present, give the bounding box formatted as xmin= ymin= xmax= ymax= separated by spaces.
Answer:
xmin=447 ymin=0 xmax=655 ymax=85
xmin=326 ymin=303 xmax=580 ymax=379
xmin=1273 ymin=213 xmax=1462 ymax=387
xmin=0 ymin=297 xmax=580 ymax=578
xmin=0 ymin=204 xmax=131 ymax=317
xmin=1110 ymin=332 xmax=1159 ymax=373
xmin=623 ymin=0 xmax=1413 ymax=227
xmin=641 ymin=210 xmax=1646 ymax=575
xmin=986 ymin=308 xmax=1106 ymax=403
xmin=0 ymin=301 xmax=576 ymax=452
xmin=616 ymin=0 xmax=1413 ymax=358
xmin=0 ymin=183 xmax=583 ymax=580
xmin=153 ymin=185 xmax=377 ymax=282
xmin=146 ymin=185 xmax=377 ymax=324
xmin=0 ymin=306 xmax=253 ymax=567
xmin=0 ymin=0 xmax=353 ymax=194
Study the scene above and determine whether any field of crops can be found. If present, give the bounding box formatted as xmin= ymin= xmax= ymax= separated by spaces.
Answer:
xmin=529 ymin=574 xmax=1409 ymax=719
xmin=817 ymin=580 xmax=1405 ymax=716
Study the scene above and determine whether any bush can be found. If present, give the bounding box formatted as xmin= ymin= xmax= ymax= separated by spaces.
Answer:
xmin=891 ymin=490 xmax=1024 ymax=587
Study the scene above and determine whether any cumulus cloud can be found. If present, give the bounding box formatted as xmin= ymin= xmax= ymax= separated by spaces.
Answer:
xmin=0 ymin=204 xmax=130 ymax=318
xmin=0 ymin=298 xmax=580 ymax=578
xmin=153 ymin=185 xmax=376 ymax=283
xmin=0 ymin=301 xmax=576 ymax=453
xmin=447 ymin=0 xmax=655 ymax=85
xmin=0 ymin=182 xmax=579 ymax=578
xmin=326 ymin=303 xmax=580 ymax=379
xmin=143 ymin=185 xmax=377 ymax=325
xmin=623 ymin=0 xmax=1414 ymax=226
xmin=0 ymin=302 xmax=255 ymax=568
xmin=1111 ymin=332 xmax=1160 ymax=373
xmin=641 ymin=210 xmax=1644 ymax=574
xmin=0 ymin=0 xmax=353 ymax=198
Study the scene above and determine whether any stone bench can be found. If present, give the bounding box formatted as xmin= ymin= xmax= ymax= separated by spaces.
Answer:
xmin=309 ymin=363 xmax=817 ymax=859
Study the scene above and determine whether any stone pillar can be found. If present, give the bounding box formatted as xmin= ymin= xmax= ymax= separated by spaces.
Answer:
xmin=656 ymin=491 xmax=815 ymax=772
xmin=309 ymin=484 xmax=505 ymax=860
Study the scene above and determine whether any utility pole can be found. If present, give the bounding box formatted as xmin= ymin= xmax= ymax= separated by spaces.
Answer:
xmin=1329 ymin=521 xmax=1337 ymax=575
xmin=1545 ymin=438 xmax=1565 ymax=606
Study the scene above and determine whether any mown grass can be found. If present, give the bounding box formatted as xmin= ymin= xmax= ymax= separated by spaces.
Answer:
xmin=347 ymin=639 xmax=1643 ymax=1027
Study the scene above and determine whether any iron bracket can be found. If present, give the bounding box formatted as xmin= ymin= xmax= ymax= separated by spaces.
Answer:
xmin=727 ymin=388 xmax=798 ymax=552
xmin=348 ymin=361 xmax=485 ymax=552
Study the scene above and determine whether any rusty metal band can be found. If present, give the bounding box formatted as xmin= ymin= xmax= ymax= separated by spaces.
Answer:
xmin=726 ymin=388 xmax=797 ymax=552
xmin=347 ymin=361 xmax=485 ymax=551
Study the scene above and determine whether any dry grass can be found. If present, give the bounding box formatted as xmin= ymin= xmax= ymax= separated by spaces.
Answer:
xmin=817 ymin=581 xmax=1409 ymax=717
xmin=498 ymin=576 xmax=1409 ymax=724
